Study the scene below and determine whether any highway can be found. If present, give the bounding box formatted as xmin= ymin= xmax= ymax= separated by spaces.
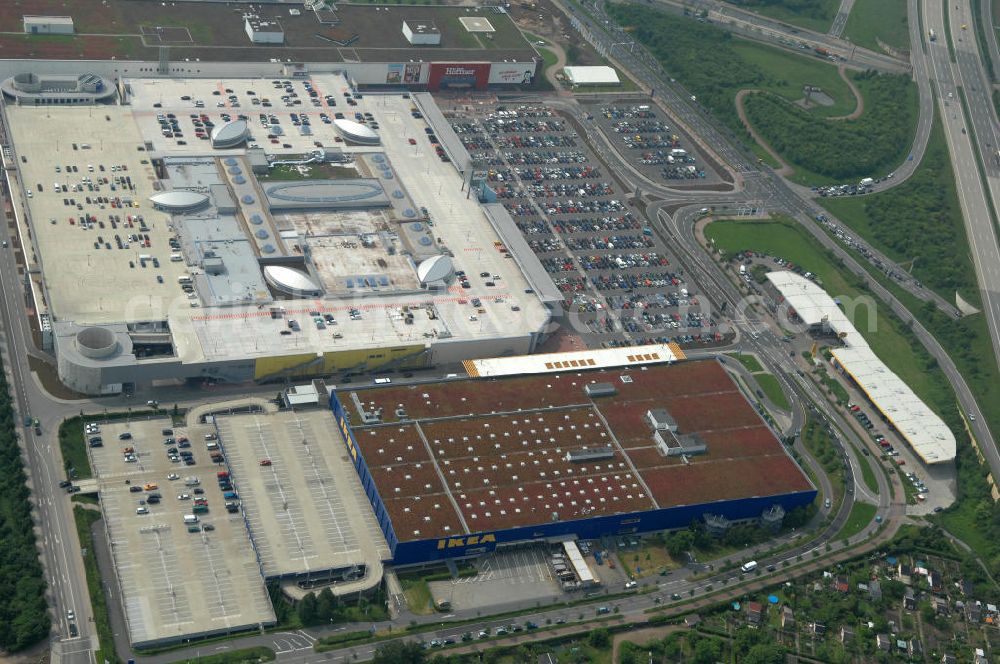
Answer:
xmin=920 ymin=0 xmax=1000 ymax=447
xmin=644 ymin=0 xmax=909 ymax=73
xmin=935 ymin=0 xmax=1000 ymax=373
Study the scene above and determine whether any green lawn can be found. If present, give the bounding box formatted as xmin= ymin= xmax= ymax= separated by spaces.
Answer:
xmin=258 ymin=164 xmax=358 ymax=182
xmin=173 ymin=647 xmax=276 ymax=664
xmin=726 ymin=352 xmax=764 ymax=373
xmin=538 ymin=46 xmax=558 ymax=70
xmin=73 ymin=507 xmax=118 ymax=664
xmin=58 ymin=418 xmax=90 ymax=480
xmin=754 ymin=372 xmax=791 ymax=410
xmin=730 ymin=40 xmax=856 ymax=117
xmin=843 ymin=0 xmax=910 ymax=53
xmin=705 ymin=217 xmax=957 ymax=418
xmin=856 ymin=445 xmax=879 ymax=493
xmin=399 ymin=575 xmax=434 ymax=615
xmin=837 ymin=501 xmax=878 ymax=540
xmin=725 ymin=0 xmax=841 ymax=33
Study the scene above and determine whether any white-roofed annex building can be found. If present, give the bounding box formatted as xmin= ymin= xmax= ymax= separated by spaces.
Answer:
xmin=765 ymin=271 xmax=956 ymax=464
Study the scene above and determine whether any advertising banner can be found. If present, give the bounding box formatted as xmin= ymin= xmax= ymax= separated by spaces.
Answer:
xmin=427 ymin=62 xmax=490 ymax=90
xmin=488 ymin=62 xmax=536 ymax=85
xmin=385 ymin=63 xmax=424 ymax=85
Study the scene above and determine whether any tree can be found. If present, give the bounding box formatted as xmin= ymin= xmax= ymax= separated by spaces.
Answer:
xmin=666 ymin=530 xmax=694 ymax=558
xmin=692 ymin=638 xmax=721 ymax=664
xmin=372 ymin=640 xmax=426 ymax=664
xmin=589 ymin=627 xmax=611 ymax=649
xmin=316 ymin=587 xmax=336 ymax=621
xmin=743 ymin=644 xmax=786 ymax=664
xmin=297 ymin=591 xmax=318 ymax=626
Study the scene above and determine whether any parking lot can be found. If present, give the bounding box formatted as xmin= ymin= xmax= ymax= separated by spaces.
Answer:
xmin=130 ymin=74 xmax=392 ymax=157
xmin=214 ymin=409 xmax=390 ymax=581
xmin=448 ymin=103 xmax=726 ymax=349
xmin=86 ymin=417 xmax=274 ymax=647
xmin=586 ymin=103 xmax=724 ymax=186
xmin=427 ymin=547 xmax=561 ymax=612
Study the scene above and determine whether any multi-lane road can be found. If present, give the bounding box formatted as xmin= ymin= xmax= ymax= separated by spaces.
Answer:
xmin=919 ymin=0 xmax=1000 ymax=475
xmin=929 ymin=0 xmax=1000 ymax=373
xmin=1 ymin=0 xmax=996 ymax=661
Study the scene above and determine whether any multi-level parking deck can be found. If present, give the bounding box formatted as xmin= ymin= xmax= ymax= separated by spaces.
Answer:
xmin=87 ymin=418 xmax=274 ymax=648
xmin=214 ymin=409 xmax=390 ymax=585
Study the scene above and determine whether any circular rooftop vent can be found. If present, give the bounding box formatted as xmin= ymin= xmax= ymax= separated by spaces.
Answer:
xmin=417 ymin=255 xmax=454 ymax=285
xmin=332 ymin=119 xmax=380 ymax=146
xmin=264 ymin=265 xmax=322 ymax=297
xmin=211 ymin=119 xmax=249 ymax=149
xmin=75 ymin=326 xmax=118 ymax=359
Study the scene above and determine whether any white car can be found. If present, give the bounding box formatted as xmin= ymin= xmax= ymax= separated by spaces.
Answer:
xmin=177 ymin=494 xmax=190 ymax=501
xmin=67 ymin=609 xmax=74 ymax=621
xmin=625 ymin=581 xmax=638 ymax=589
xmin=167 ymin=473 xmax=179 ymax=481
xmin=136 ymin=506 xmax=149 ymax=515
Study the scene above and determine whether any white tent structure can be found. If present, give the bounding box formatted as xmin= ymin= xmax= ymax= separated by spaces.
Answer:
xmin=563 ymin=66 xmax=620 ymax=86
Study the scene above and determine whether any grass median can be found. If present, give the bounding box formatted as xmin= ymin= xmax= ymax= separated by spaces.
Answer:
xmin=754 ymin=373 xmax=791 ymax=411
xmin=837 ymin=501 xmax=878 ymax=541
xmin=72 ymin=506 xmax=119 ymax=664
xmin=843 ymin=0 xmax=910 ymax=53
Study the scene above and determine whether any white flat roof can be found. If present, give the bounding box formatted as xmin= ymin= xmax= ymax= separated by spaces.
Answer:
xmin=564 ymin=66 xmax=620 ymax=85
xmin=7 ymin=74 xmax=549 ymax=367
xmin=766 ymin=271 xmax=955 ymax=463
xmin=464 ymin=342 xmax=685 ymax=378
xmin=24 ymin=15 xmax=74 ymax=25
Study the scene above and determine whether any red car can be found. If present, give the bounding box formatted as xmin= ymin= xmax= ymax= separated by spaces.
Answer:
xmin=408 ymin=138 xmax=417 ymax=145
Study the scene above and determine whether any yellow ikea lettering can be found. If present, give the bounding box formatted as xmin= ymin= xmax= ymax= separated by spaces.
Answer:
xmin=436 ymin=533 xmax=497 ymax=550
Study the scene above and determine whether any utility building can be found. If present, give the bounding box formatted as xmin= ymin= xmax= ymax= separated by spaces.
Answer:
xmin=23 ymin=16 xmax=74 ymax=35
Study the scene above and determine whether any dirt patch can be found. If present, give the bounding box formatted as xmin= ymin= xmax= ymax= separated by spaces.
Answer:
xmin=828 ymin=65 xmax=865 ymax=120
xmin=27 ymin=356 xmax=88 ymax=401
xmin=735 ymin=89 xmax=793 ymax=176
xmin=535 ymin=326 xmax=587 ymax=352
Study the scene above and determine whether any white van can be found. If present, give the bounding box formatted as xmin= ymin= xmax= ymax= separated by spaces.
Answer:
xmin=170 ymin=253 xmax=183 ymax=262
xmin=178 ymin=275 xmax=192 ymax=284
xmin=741 ymin=560 xmax=758 ymax=573
xmin=184 ymin=477 xmax=200 ymax=486
xmin=183 ymin=514 xmax=199 ymax=524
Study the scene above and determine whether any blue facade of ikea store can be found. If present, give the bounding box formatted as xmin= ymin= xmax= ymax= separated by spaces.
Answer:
xmin=330 ymin=392 xmax=818 ymax=567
